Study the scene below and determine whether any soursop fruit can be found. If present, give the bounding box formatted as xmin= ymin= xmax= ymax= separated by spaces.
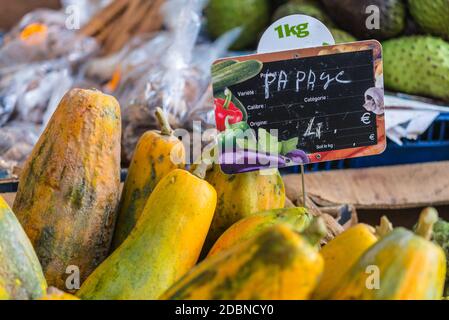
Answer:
xmin=383 ymin=36 xmax=449 ymax=101
xmin=321 ymin=0 xmax=406 ymax=40
xmin=290 ymin=0 xmax=321 ymax=5
xmin=206 ymin=0 xmax=271 ymax=50
xmin=432 ymin=218 xmax=449 ymax=297
xmin=272 ymin=3 xmax=334 ymax=27
xmin=408 ymin=0 xmax=449 ymax=40
xmin=329 ymin=28 xmax=357 ymax=43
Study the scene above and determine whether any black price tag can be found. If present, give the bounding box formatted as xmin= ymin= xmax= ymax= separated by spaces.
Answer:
xmin=212 ymin=41 xmax=386 ymax=174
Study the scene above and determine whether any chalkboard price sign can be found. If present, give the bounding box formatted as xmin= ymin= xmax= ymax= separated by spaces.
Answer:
xmin=212 ymin=40 xmax=386 ymax=174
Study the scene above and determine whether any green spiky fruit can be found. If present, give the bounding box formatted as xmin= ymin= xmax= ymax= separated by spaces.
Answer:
xmin=408 ymin=0 xmax=449 ymax=40
xmin=289 ymin=0 xmax=321 ymax=6
xmin=206 ymin=0 xmax=271 ymax=50
xmin=329 ymin=28 xmax=357 ymax=43
xmin=383 ymin=36 xmax=449 ymax=101
xmin=432 ymin=218 xmax=449 ymax=296
xmin=271 ymin=0 xmax=288 ymax=9
xmin=272 ymin=3 xmax=334 ymax=27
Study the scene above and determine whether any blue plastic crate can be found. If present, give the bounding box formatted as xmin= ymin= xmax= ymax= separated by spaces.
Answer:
xmin=284 ymin=113 xmax=449 ymax=174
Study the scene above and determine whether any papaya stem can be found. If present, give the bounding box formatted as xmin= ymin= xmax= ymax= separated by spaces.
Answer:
xmin=415 ymin=207 xmax=439 ymax=240
xmin=192 ymin=162 xmax=210 ymax=180
xmin=303 ymin=217 xmax=327 ymax=247
xmin=155 ymin=107 xmax=173 ymax=136
xmin=375 ymin=216 xmax=393 ymax=238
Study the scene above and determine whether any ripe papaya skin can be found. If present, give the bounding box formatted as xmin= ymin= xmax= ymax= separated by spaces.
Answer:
xmin=326 ymin=228 xmax=446 ymax=300
xmin=0 ymin=196 xmax=47 ymax=300
xmin=112 ymin=118 xmax=185 ymax=248
xmin=13 ymin=88 xmax=121 ymax=289
xmin=313 ymin=224 xmax=377 ymax=299
xmin=161 ymin=224 xmax=323 ymax=300
xmin=201 ymin=165 xmax=285 ymax=255
xmin=207 ymin=207 xmax=310 ymax=257
xmin=77 ymin=169 xmax=217 ymax=300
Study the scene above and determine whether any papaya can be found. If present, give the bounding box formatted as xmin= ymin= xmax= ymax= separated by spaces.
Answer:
xmin=200 ymin=164 xmax=285 ymax=256
xmin=161 ymin=220 xmax=326 ymax=300
xmin=207 ymin=207 xmax=310 ymax=257
xmin=77 ymin=167 xmax=217 ymax=300
xmin=0 ymin=196 xmax=47 ymax=300
xmin=112 ymin=107 xmax=185 ymax=248
xmin=13 ymin=88 xmax=122 ymax=289
xmin=313 ymin=223 xmax=378 ymax=299
xmin=327 ymin=208 xmax=447 ymax=300
xmin=39 ymin=287 xmax=79 ymax=300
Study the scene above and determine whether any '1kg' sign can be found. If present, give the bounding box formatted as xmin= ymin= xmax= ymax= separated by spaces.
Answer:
xmin=211 ymin=40 xmax=386 ymax=174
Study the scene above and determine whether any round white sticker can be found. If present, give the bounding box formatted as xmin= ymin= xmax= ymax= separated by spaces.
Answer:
xmin=257 ymin=15 xmax=335 ymax=54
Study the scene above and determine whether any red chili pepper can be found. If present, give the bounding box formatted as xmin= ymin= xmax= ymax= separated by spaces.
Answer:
xmin=214 ymin=89 xmax=243 ymax=131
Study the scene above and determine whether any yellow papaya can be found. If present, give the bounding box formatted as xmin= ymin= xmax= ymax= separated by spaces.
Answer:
xmin=39 ymin=287 xmax=79 ymax=300
xmin=13 ymin=88 xmax=122 ymax=289
xmin=327 ymin=208 xmax=447 ymax=300
xmin=208 ymin=207 xmax=310 ymax=257
xmin=161 ymin=220 xmax=326 ymax=300
xmin=77 ymin=168 xmax=217 ymax=300
xmin=112 ymin=107 xmax=185 ymax=248
xmin=201 ymin=164 xmax=285 ymax=255
xmin=0 ymin=196 xmax=47 ymax=300
xmin=313 ymin=223 xmax=378 ymax=299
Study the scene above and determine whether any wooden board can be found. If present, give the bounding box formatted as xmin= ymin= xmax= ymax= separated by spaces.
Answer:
xmin=284 ymin=161 xmax=449 ymax=209
xmin=2 ymin=193 xmax=15 ymax=207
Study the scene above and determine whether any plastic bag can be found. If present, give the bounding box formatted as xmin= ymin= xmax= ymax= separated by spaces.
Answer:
xmin=0 ymin=122 xmax=40 ymax=176
xmin=0 ymin=61 xmax=74 ymax=125
xmin=0 ymin=9 xmax=98 ymax=127
xmin=119 ymin=0 xmax=240 ymax=161
xmin=0 ymin=9 xmax=98 ymax=69
xmin=61 ymin=0 xmax=112 ymax=27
